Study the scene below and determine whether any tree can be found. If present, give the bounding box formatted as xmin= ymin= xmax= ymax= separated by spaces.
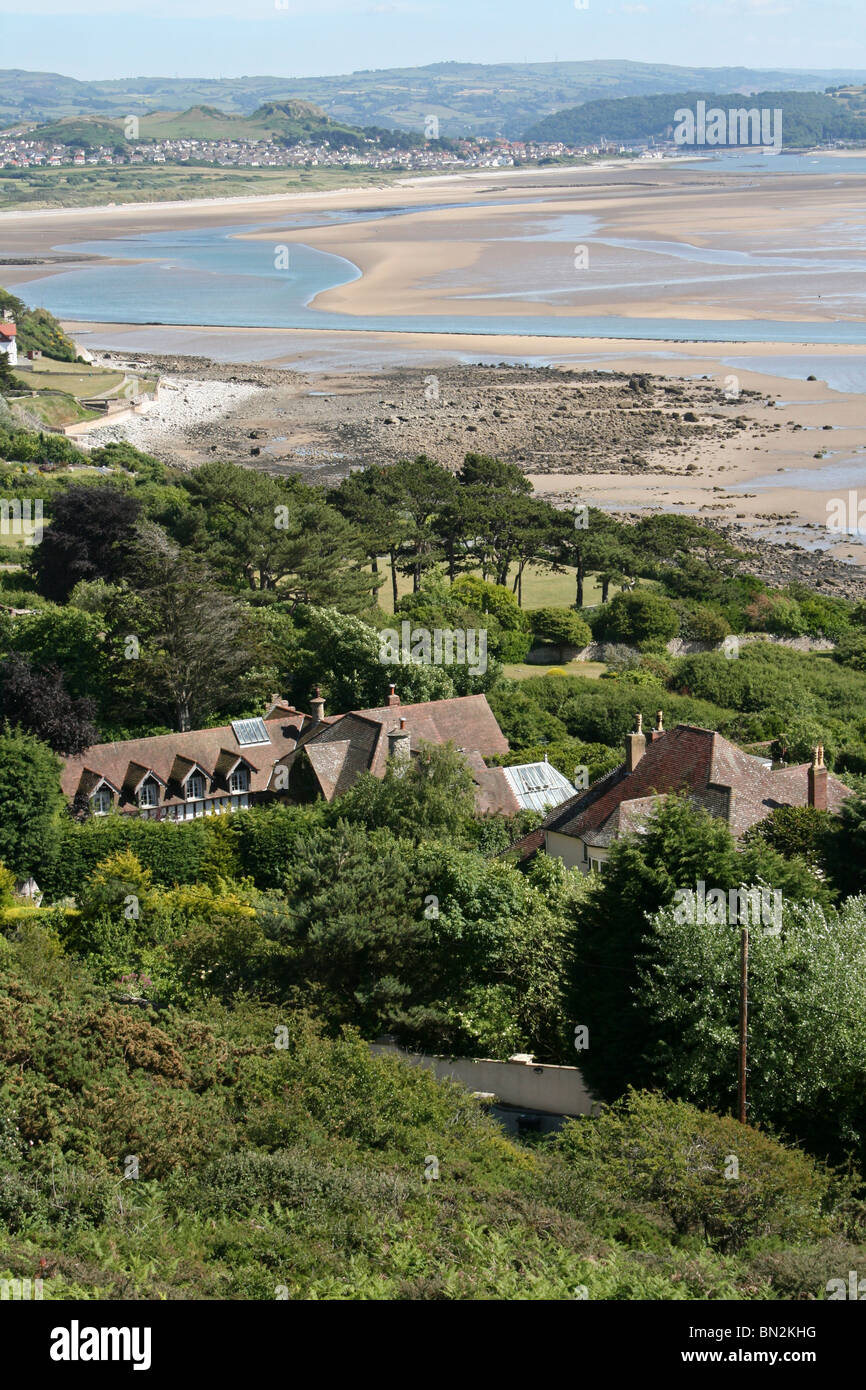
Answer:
xmin=0 ymin=355 xmax=16 ymax=396
xmin=271 ymin=822 xmax=433 ymax=1034
xmin=5 ymin=605 xmax=106 ymax=702
xmin=329 ymin=465 xmax=409 ymax=610
xmin=568 ymin=795 xmax=826 ymax=1101
xmin=185 ymin=463 xmax=372 ymax=611
xmin=555 ymin=506 xmax=626 ymax=609
xmin=30 ymin=484 xmax=142 ymax=602
xmin=0 ymin=728 xmax=64 ymax=878
xmin=557 ymin=1091 xmax=832 ymax=1253
xmin=335 ymin=740 xmax=477 ymax=844
xmin=598 ymin=589 xmax=679 ymax=647
xmin=640 ymin=897 xmax=866 ymax=1167
xmin=528 ymin=607 xmax=591 ymax=661
xmin=0 ymin=653 xmax=97 ymax=754
xmin=107 ymin=527 xmax=264 ymax=732
xmin=389 ymin=455 xmax=457 ymax=592
xmin=289 ymin=605 xmax=455 ymax=711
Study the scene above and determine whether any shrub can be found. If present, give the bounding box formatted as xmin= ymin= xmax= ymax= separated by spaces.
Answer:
xmin=557 ymin=1091 xmax=833 ymax=1253
xmin=598 ymin=591 xmax=679 ymax=646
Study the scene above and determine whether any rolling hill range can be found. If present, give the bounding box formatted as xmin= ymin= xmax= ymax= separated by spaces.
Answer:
xmin=6 ymin=101 xmax=383 ymax=149
xmin=526 ymin=87 xmax=866 ymax=146
xmin=4 ymin=61 xmax=866 ymax=138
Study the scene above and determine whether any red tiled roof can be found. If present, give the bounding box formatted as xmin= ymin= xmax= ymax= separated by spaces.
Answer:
xmin=61 ymin=713 xmax=308 ymax=811
xmin=62 ymin=693 xmax=513 ymax=816
xmin=0 ymin=324 xmax=16 ymax=339
xmin=509 ymin=724 xmax=852 ymax=858
xmin=508 ymin=728 xmax=856 ymax=856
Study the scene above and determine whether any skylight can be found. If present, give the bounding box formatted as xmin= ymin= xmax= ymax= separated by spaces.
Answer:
xmin=231 ymin=717 xmax=271 ymax=747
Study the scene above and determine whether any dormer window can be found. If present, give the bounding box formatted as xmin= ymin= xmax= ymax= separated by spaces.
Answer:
xmin=186 ymin=773 xmax=205 ymax=801
xmin=92 ymin=787 xmax=112 ymax=815
xmin=138 ymin=781 xmax=158 ymax=808
xmin=229 ymin=767 xmax=249 ymax=793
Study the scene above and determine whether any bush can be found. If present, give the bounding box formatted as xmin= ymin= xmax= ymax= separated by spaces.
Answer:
xmin=598 ymin=591 xmax=679 ymax=646
xmin=557 ymin=1090 xmax=833 ymax=1253
xmin=528 ymin=607 xmax=591 ymax=656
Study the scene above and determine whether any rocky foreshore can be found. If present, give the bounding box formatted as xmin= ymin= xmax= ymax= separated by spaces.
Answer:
xmin=86 ymin=352 xmax=866 ymax=600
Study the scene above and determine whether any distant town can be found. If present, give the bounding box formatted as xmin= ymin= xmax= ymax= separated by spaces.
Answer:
xmin=0 ymin=133 xmax=649 ymax=172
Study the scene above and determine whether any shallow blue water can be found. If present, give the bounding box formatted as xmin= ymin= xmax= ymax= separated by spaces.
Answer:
xmin=9 ymin=195 xmax=866 ymax=343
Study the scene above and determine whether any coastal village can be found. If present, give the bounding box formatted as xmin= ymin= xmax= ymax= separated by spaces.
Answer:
xmin=3 ymin=44 xmax=866 ymax=1320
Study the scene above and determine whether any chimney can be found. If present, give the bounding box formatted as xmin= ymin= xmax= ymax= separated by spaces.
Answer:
xmin=808 ymin=745 xmax=827 ymax=811
xmin=309 ymin=686 xmax=325 ymax=725
xmin=649 ymin=710 xmax=665 ymax=742
xmin=387 ymin=683 xmax=400 ymax=707
xmin=625 ymin=713 xmax=646 ymax=773
xmin=388 ymin=716 xmax=411 ymax=769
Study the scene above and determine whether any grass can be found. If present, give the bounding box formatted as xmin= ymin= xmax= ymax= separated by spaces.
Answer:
xmin=504 ymin=659 xmax=607 ymax=680
xmin=376 ymin=562 xmax=608 ymax=615
xmin=10 ymin=393 xmax=100 ymax=428
xmin=0 ymin=164 xmax=422 ymax=212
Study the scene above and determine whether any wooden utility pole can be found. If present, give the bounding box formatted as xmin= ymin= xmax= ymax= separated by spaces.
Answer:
xmin=738 ymin=925 xmax=749 ymax=1124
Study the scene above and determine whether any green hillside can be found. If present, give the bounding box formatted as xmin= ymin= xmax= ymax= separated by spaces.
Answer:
xmin=18 ymin=99 xmax=374 ymax=149
xmin=0 ymin=287 xmax=80 ymax=362
xmin=526 ymin=87 xmax=866 ymax=146
xmin=4 ymin=61 xmax=866 ymax=138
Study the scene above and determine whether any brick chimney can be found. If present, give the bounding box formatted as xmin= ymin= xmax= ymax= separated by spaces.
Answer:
xmin=388 ymin=716 xmax=411 ymax=769
xmin=808 ymin=745 xmax=827 ymax=811
xmin=387 ymin=683 xmax=400 ymax=707
xmin=625 ymin=713 xmax=646 ymax=773
xmin=649 ymin=709 xmax=665 ymax=742
xmin=309 ymin=686 xmax=325 ymax=724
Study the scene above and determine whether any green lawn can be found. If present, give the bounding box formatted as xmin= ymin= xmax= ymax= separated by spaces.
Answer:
xmin=375 ymin=560 xmax=657 ymax=615
xmin=376 ymin=561 xmax=608 ymax=614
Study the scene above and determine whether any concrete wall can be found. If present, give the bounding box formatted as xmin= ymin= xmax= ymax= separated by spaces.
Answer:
xmin=371 ymin=1044 xmax=599 ymax=1117
xmin=537 ymin=633 xmax=836 ymax=666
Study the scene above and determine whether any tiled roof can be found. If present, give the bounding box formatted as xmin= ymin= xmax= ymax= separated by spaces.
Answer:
xmin=61 ymin=713 xmax=308 ymax=810
xmin=295 ymin=694 xmax=510 ymax=801
xmin=0 ymin=324 xmax=16 ymax=338
xmin=63 ymin=693 xmax=513 ymax=816
xmin=509 ymin=723 xmax=852 ymax=859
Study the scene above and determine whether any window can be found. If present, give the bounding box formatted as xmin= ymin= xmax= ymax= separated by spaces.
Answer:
xmin=92 ymin=787 xmax=112 ymax=815
xmin=229 ymin=767 xmax=249 ymax=793
xmin=186 ymin=773 xmax=205 ymax=801
xmin=138 ymin=781 xmax=158 ymax=808
xmin=589 ymin=857 xmax=604 ymax=875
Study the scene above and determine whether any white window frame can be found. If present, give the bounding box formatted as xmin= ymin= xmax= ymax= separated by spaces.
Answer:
xmin=186 ymin=773 xmax=205 ymax=801
xmin=138 ymin=780 xmax=158 ymax=808
xmin=229 ymin=766 xmax=249 ymax=793
xmin=92 ymin=787 xmax=112 ymax=815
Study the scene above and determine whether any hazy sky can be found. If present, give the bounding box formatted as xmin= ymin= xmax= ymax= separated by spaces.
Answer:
xmin=1 ymin=0 xmax=863 ymax=81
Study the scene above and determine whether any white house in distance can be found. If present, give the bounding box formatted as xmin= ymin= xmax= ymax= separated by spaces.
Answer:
xmin=0 ymin=313 xmax=17 ymax=367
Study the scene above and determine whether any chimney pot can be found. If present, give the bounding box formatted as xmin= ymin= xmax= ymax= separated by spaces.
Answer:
xmin=625 ymin=713 xmax=646 ymax=773
xmin=388 ymin=719 xmax=411 ymax=768
xmin=309 ymin=686 xmax=325 ymax=724
xmin=808 ymin=744 xmax=828 ymax=810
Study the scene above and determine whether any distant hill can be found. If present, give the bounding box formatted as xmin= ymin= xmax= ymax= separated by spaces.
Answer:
xmin=525 ymin=87 xmax=866 ymax=147
xmin=12 ymin=100 xmax=379 ymax=149
xmin=0 ymin=286 xmax=80 ymax=362
xmin=4 ymin=62 xmax=866 ymax=138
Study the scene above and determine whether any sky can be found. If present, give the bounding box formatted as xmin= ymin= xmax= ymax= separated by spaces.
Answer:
xmin=0 ymin=0 xmax=863 ymax=82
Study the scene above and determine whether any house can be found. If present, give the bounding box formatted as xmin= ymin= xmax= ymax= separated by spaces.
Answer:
xmin=0 ymin=314 xmax=17 ymax=368
xmin=510 ymin=711 xmax=852 ymax=873
xmin=60 ymin=687 xmax=574 ymax=822
xmin=61 ymin=707 xmax=310 ymax=821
